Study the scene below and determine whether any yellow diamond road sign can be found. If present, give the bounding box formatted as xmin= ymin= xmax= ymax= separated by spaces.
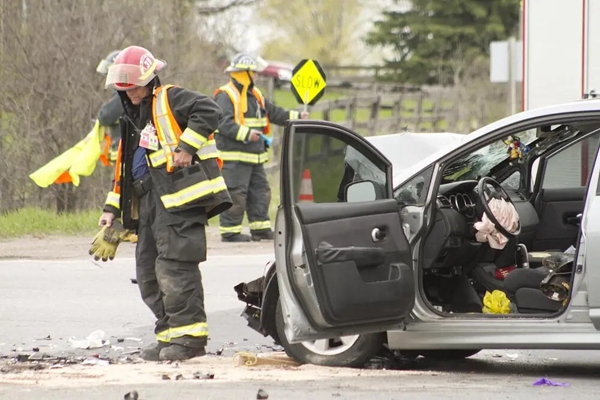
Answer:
xmin=291 ymin=59 xmax=327 ymax=106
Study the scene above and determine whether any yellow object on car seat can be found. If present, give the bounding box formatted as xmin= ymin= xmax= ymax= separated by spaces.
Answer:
xmin=482 ymin=290 xmax=512 ymax=314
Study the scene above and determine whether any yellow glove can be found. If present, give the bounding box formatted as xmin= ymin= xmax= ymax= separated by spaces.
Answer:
xmin=89 ymin=220 xmax=130 ymax=262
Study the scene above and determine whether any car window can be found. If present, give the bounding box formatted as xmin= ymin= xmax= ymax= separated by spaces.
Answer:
xmin=542 ymin=131 xmax=600 ymax=189
xmin=394 ymin=167 xmax=434 ymax=206
xmin=290 ymin=128 xmax=388 ymax=203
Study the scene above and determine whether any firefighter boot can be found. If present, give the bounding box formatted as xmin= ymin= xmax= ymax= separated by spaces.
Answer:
xmin=159 ymin=344 xmax=206 ymax=361
xmin=251 ymin=229 xmax=274 ymax=242
xmin=221 ymin=233 xmax=252 ymax=243
xmin=140 ymin=341 xmax=169 ymax=361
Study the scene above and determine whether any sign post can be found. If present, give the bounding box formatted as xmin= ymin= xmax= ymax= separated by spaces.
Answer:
xmin=291 ymin=59 xmax=327 ymax=110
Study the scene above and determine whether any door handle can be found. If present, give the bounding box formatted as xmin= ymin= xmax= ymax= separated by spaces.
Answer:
xmin=371 ymin=227 xmax=387 ymax=242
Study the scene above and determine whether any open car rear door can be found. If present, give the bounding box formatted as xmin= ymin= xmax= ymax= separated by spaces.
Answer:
xmin=275 ymin=120 xmax=415 ymax=343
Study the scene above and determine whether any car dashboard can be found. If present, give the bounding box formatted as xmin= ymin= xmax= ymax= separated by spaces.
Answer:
xmin=421 ymin=180 xmax=540 ymax=271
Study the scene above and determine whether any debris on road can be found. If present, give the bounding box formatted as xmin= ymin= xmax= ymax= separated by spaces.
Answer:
xmin=69 ymin=330 xmax=109 ymax=349
xmin=233 ymin=351 xmax=300 ymax=367
xmin=193 ymin=371 xmax=215 ymax=380
xmin=161 ymin=373 xmax=170 ymax=380
xmin=124 ymin=390 xmax=139 ymax=400
xmin=506 ymin=353 xmax=519 ymax=361
xmin=533 ymin=378 xmax=569 ymax=387
xmin=130 ymin=278 xmax=138 ymax=284
xmin=82 ymin=356 xmax=110 ymax=366
xmin=175 ymin=374 xmax=184 ymax=380
xmin=257 ymin=388 xmax=269 ymax=399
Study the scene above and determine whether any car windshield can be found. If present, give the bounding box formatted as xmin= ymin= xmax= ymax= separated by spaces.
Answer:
xmin=442 ymin=129 xmax=539 ymax=182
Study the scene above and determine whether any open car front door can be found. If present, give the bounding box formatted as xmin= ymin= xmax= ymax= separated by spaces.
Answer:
xmin=275 ymin=120 xmax=415 ymax=344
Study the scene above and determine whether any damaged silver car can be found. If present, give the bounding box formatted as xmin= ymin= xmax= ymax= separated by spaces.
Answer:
xmin=235 ymin=98 xmax=600 ymax=367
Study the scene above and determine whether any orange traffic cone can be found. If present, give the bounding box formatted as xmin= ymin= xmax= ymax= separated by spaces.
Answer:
xmin=298 ymin=169 xmax=314 ymax=203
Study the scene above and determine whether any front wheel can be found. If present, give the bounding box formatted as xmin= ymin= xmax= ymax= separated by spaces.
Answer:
xmin=274 ymin=300 xmax=384 ymax=367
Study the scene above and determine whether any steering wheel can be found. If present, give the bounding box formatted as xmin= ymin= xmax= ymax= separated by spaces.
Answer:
xmin=476 ymin=177 xmax=521 ymax=238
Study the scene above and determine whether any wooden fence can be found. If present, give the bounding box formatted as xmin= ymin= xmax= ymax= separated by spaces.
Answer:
xmin=307 ymin=91 xmax=459 ymax=135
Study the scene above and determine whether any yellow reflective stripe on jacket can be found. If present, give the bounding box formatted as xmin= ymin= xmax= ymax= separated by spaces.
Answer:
xmin=105 ymin=191 xmax=120 ymax=209
xmin=289 ymin=110 xmax=300 ymax=120
xmin=198 ymin=139 xmax=219 ymax=160
xmin=179 ymin=127 xmax=207 ymax=150
xmin=219 ymin=151 xmax=269 ymax=164
xmin=155 ymin=322 xmax=209 ymax=342
xmin=249 ymin=221 xmax=271 ymax=230
xmin=153 ymin=86 xmax=179 ymax=172
xmin=244 ymin=117 xmax=268 ymax=127
xmin=221 ymin=83 xmax=242 ymax=123
xmin=218 ymin=82 xmax=271 ymax=134
xmin=148 ymin=140 xmax=219 ymax=167
xmin=148 ymin=150 xmax=166 ymax=167
xmin=236 ymin=125 xmax=249 ymax=141
xmin=160 ymin=176 xmax=227 ymax=209
xmin=219 ymin=225 xmax=243 ymax=234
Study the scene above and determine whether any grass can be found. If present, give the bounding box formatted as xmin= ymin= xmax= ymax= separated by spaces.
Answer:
xmin=0 ymin=207 xmax=99 ymax=238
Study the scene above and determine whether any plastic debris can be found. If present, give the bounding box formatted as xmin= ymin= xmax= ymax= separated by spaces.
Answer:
xmin=117 ymin=338 xmax=125 ymax=343
xmin=32 ymin=347 xmax=40 ymax=352
xmin=533 ymin=378 xmax=569 ymax=387
xmin=482 ymin=290 xmax=512 ymax=314
xmin=161 ymin=374 xmax=171 ymax=380
xmin=193 ymin=372 xmax=215 ymax=380
xmin=257 ymin=388 xmax=269 ymax=399
xmin=124 ymin=391 xmax=139 ymax=400
xmin=126 ymin=337 xmax=142 ymax=342
xmin=564 ymin=245 xmax=576 ymax=255
xmin=69 ymin=330 xmax=109 ymax=349
xmin=233 ymin=351 xmax=300 ymax=367
xmin=175 ymin=374 xmax=184 ymax=380
xmin=28 ymin=352 xmax=44 ymax=361
xmin=49 ymin=364 xmax=64 ymax=369
xmin=130 ymin=278 xmax=138 ymax=284
xmin=82 ymin=357 xmax=109 ymax=366
xmin=506 ymin=353 xmax=519 ymax=360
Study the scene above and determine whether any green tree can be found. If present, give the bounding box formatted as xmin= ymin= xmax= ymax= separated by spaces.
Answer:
xmin=366 ymin=0 xmax=521 ymax=85
xmin=257 ymin=0 xmax=362 ymax=65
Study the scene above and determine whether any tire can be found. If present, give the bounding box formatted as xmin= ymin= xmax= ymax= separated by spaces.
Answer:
xmin=400 ymin=349 xmax=481 ymax=360
xmin=275 ymin=300 xmax=384 ymax=367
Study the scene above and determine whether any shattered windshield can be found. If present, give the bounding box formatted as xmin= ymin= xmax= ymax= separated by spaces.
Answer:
xmin=442 ymin=129 xmax=538 ymax=182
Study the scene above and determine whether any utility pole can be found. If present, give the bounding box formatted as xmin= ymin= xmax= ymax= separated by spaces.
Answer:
xmin=508 ymin=36 xmax=517 ymax=115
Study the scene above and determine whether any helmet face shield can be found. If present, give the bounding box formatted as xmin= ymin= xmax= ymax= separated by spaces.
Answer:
xmin=105 ymin=59 xmax=165 ymax=91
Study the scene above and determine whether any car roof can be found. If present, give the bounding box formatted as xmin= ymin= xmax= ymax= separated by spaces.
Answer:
xmin=389 ymin=98 xmax=600 ymax=187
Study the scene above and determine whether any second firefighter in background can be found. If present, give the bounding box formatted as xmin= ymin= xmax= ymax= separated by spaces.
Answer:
xmin=214 ymin=53 xmax=309 ymax=243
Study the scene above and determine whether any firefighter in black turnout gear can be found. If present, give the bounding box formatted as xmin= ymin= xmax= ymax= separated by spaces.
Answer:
xmin=214 ymin=53 xmax=308 ymax=243
xmin=95 ymin=45 xmax=231 ymax=362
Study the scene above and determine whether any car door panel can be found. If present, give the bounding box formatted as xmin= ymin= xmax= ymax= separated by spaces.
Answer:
xmin=277 ymin=120 xmax=415 ymax=342
xmin=533 ymin=187 xmax=585 ymax=250
xmin=295 ymin=200 xmax=414 ymax=327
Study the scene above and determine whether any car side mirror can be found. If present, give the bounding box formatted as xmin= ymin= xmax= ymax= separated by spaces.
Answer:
xmin=345 ymin=180 xmax=378 ymax=203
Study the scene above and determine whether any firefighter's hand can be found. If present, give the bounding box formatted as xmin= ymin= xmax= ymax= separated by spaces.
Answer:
xmin=249 ymin=130 xmax=262 ymax=142
xmin=300 ymin=111 xmax=310 ymax=119
xmin=99 ymin=212 xmax=115 ymax=228
xmin=173 ymin=148 xmax=193 ymax=168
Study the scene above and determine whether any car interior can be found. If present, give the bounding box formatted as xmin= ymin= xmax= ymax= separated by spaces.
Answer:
xmin=396 ymin=121 xmax=600 ymax=317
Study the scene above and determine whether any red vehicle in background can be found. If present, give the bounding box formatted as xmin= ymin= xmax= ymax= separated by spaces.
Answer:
xmin=256 ymin=60 xmax=293 ymax=88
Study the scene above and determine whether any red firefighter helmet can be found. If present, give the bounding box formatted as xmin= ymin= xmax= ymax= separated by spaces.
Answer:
xmin=105 ymin=46 xmax=167 ymax=91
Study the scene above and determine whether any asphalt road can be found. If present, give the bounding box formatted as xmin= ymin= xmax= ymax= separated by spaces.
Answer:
xmin=1 ymin=254 xmax=600 ymax=399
